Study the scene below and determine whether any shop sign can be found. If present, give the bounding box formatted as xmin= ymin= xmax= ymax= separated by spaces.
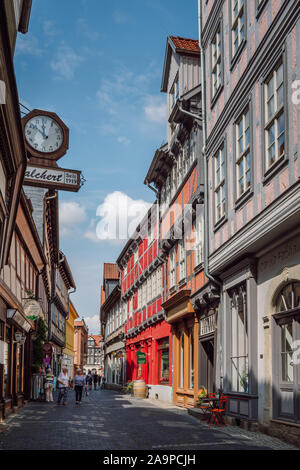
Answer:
xmin=23 ymin=299 xmax=42 ymax=321
xmin=6 ymin=309 xmax=31 ymax=332
xmin=24 ymin=165 xmax=81 ymax=192
xmin=136 ymin=351 xmax=146 ymax=364
xmin=200 ymin=314 xmax=216 ymax=337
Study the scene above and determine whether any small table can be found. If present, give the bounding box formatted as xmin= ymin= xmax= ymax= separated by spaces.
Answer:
xmin=199 ymin=397 xmax=220 ymax=422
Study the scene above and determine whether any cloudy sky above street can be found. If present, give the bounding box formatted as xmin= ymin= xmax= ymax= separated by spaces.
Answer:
xmin=14 ymin=0 xmax=198 ymax=334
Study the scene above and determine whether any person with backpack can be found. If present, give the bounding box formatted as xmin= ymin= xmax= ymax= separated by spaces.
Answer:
xmin=86 ymin=370 xmax=93 ymax=391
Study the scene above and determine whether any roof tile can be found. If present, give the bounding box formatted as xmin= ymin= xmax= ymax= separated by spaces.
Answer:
xmin=170 ymin=36 xmax=199 ymax=53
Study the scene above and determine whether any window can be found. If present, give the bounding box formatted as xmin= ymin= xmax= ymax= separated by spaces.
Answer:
xmin=214 ymin=145 xmax=226 ymax=223
xmin=4 ymin=327 xmax=11 ymax=397
xmin=230 ymin=284 xmax=248 ymax=393
xmin=190 ymin=130 xmax=197 ymax=166
xmin=177 ymin=151 xmax=183 ymax=187
xmin=152 ymin=271 xmax=157 ymax=299
xmin=169 ymin=247 xmax=176 ymax=288
xmin=147 ymin=275 xmax=152 ymax=303
xmin=236 ymin=107 xmax=251 ymax=198
xmin=183 ymin=139 xmax=190 ymax=176
xmin=212 ymin=25 xmax=222 ymax=97
xmin=264 ymin=61 xmax=285 ymax=170
xmin=280 ymin=321 xmax=293 ymax=383
xmin=178 ymin=239 xmax=185 ymax=281
xmin=16 ymin=237 xmax=21 ymax=278
xmin=170 ymin=74 xmax=179 ymax=111
xmin=158 ymin=339 xmax=169 ymax=384
xmin=231 ymin=0 xmax=245 ymax=57
xmin=194 ymin=213 xmax=203 ymax=267
xmin=134 ymin=249 xmax=138 ymax=264
xmin=171 ymin=164 xmax=177 ymax=199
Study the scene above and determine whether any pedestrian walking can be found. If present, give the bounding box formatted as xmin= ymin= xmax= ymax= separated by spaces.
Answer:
xmin=73 ymin=369 xmax=87 ymax=404
xmin=98 ymin=373 xmax=101 ymax=387
xmin=86 ymin=370 xmax=93 ymax=391
xmin=93 ymin=372 xmax=98 ymax=390
xmin=57 ymin=368 xmax=69 ymax=406
xmin=44 ymin=368 xmax=54 ymax=402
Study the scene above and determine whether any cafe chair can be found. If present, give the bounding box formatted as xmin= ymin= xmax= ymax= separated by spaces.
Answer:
xmin=208 ymin=396 xmax=228 ymax=427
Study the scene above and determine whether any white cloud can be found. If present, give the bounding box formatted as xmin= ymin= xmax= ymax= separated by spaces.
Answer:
xmin=43 ymin=20 xmax=58 ymax=37
xmin=144 ymin=95 xmax=166 ymax=124
xmin=112 ymin=11 xmax=133 ymax=24
xmin=84 ymin=191 xmax=152 ymax=243
xmin=84 ymin=314 xmax=100 ymax=335
xmin=117 ymin=136 xmax=131 ymax=145
xmin=60 ymin=201 xmax=87 ymax=237
xmin=50 ymin=43 xmax=84 ymax=79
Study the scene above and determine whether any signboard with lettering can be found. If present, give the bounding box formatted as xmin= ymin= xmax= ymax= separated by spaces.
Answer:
xmin=24 ymin=165 xmax=82 ymax=192
xmin=136 ymin=351 xmax=146 ymax=364
xmin=23 ymin=299 xmax=42 ymax=321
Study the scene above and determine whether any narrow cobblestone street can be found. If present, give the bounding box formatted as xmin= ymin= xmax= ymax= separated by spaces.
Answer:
xmin=0 ymin=390 xmax=297 ymax=451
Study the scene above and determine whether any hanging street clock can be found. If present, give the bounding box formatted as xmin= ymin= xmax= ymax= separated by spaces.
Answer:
xmin=22 ymin=109 xmax=84 ymax=193
xmin=22 ymin=109 xmax=69 ymax=162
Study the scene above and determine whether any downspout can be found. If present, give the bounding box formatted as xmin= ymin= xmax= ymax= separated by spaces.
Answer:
xmin=198 ymin=0 xmax=223 ymax=390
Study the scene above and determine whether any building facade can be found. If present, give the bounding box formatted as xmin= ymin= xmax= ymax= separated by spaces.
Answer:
xmin=62 ymin=300 xmax=79 ymax=379
xmin=200 ymin=0 xmax=300 ymax=443
xmin=100 ymin=263 xmax=125 ymax=389
xmin=0 ymin=191 xmax=46 ymax=419
xmin=84 ymin=335 xmax=104 ymax=375
xmin=146 ymin=36 xmax=209 ymax=407
xmin=74 ymin=318 xmax=88 ymax=372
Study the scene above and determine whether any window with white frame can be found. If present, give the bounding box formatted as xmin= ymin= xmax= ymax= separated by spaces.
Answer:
xmin=170 ymin=74 xmax=179 ymax=112
xmin=264 ymin=60 xmax=285 ymax=170
xmin=194 ymin=213 xmax=203 ymax=267
xmin=230 ymin=283 xmax=248 ymax=393
xmin=236 ymin=107 xmax=251 ymax=198
xmin=147 ymin=275 xmax=152 ymax=303
xmin=183 ymin=139 xmax=190 ymax=175
xmin=190 ymin=130 xmax=197 ymax=166
xmin=178 ymin=239 xmax=186 ymax=281
xmin=231 ymin=0 xmax=245 ymax=57
xmin=212 ymin=24 xmax=222 ymax=97
xmin=169 ymin=247 xmax=176 ymax=288
xmin=214 ymin=145 xmax=226 ymax=223
xmin=128 ymin=298 xmax=133 ymax=319
xmin=134 ymin=249 xmax=138 ymax=264
xmin=152 ymin=271 xmax=157 ymax=299
xmin=157 ymin=266 xmax=162 ymax=295
xmin=177 ymin=151 xmax=183 ymax=186
xmin=171 ymin=163 xmax=177 ymax=199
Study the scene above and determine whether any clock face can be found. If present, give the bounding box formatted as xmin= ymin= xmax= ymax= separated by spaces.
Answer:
xmin=24 ymin=115 xmax=64 ymax=153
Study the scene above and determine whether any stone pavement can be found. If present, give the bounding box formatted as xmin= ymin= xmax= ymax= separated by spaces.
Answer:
xmin=0 ymin=388 xmax=298 ymax=450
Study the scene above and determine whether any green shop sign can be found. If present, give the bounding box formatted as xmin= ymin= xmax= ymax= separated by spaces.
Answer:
xmin=136 ymin=351 xmax=146 ymax=364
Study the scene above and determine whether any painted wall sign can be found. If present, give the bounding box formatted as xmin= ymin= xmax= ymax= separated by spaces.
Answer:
xmin=136 ymin=351 xmax=146 ymax=364
xmin=24 ymin=165 xmax=82 ymax=192
xmin=23 ymin=299 xmax=42 ymax=321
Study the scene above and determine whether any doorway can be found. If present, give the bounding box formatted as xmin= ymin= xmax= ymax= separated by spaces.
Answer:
xmin=199 ymin=337 xmax=215 ymax=393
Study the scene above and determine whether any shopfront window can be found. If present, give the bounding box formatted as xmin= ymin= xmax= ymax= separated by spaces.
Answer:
xmin=4 ymin=326 xmax=11 ymax=397
xmin=180 ymin=332 xmax=184 ymax=389
xmin=189 ymin=328 xmax=194 ymax=389
xmin=230 ymin=283 xmax=248 ymax=393
xmin=16 ymin=343 xmax=22 ymax=393
xmin=158 ymin=339 xmax=169 ymax=385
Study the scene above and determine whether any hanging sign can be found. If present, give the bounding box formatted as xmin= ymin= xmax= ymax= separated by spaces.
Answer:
xmin=24 ymin=164 xmax=82 ymax=192
xmin=136 ymin=351 xmax=146 ymax=364
xmin=23 ymin=299 xmax=42 ymax=321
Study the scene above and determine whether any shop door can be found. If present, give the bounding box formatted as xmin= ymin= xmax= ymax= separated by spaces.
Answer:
xmin=199 ymin=338 xmax=214 ymax=393
xmin=273 ymin=282 xmax=300 ymax=423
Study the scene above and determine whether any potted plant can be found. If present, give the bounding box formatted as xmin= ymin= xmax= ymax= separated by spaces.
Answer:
xmin=125 ymin=381 xmax=134 ymax=396
xmin=240 ymin=371 xmax=248 ymax=393
xmin=197 ymin=385 xmax=207 ymax=406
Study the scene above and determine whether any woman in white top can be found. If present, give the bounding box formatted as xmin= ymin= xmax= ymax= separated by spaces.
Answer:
xmin=57 ymin=368 xmax=69 ymax=406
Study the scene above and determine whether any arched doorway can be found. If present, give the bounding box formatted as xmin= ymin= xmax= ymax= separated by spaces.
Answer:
xmin=272 ymin=282 xmax=300 ymax=423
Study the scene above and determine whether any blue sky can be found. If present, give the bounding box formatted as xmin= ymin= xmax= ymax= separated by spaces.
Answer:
xmin=14 ymin=0 xmax=198 ymax=333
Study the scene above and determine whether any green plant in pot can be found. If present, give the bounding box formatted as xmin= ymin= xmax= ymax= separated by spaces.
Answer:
xmin=126 ymin=381 xmax=134 ymax=394
xmin=197 ymin=386 xmax=207 ymax=405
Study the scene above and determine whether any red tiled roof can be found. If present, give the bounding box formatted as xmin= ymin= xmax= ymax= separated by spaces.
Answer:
xmin=103 ymin=263 xmax=119 ymax=280
xmin=89 ymin=335 xmax=103 ymax=347
xmin=169 ymin=36 xmax=199 ymax=53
